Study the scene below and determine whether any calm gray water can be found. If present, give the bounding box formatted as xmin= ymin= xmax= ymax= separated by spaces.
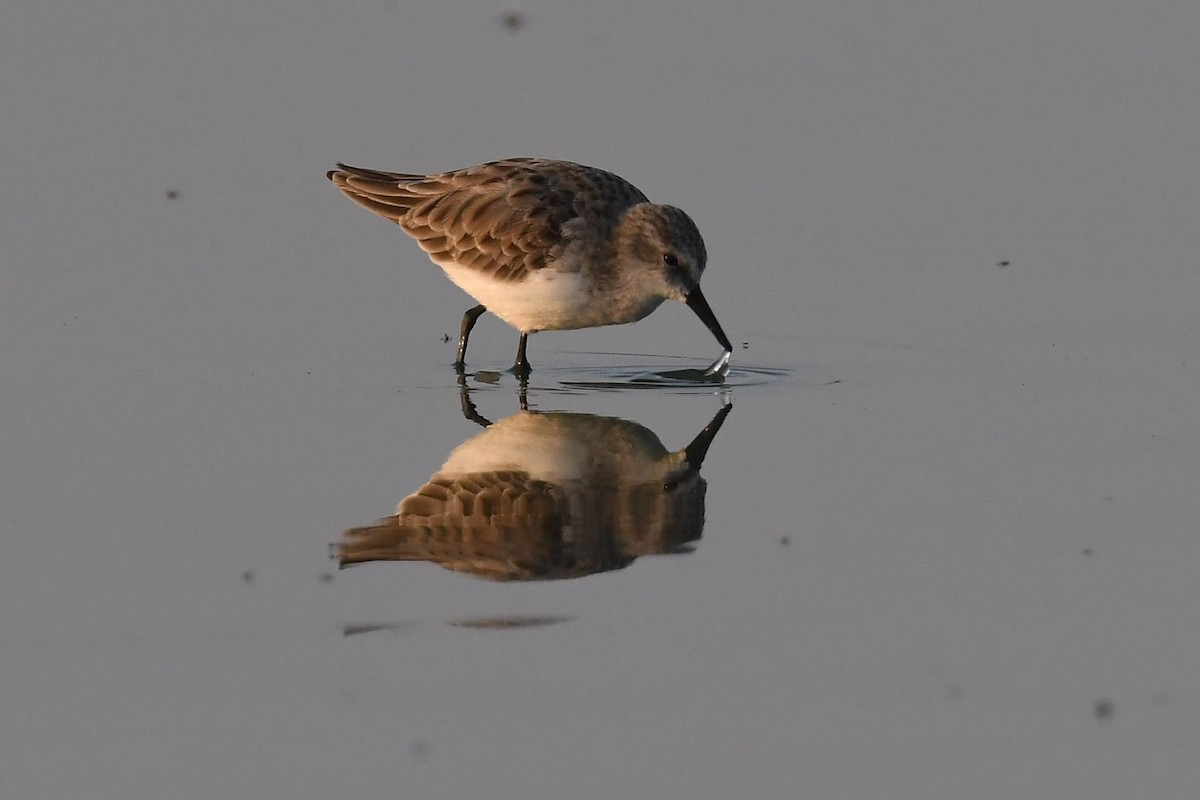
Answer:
xmin=4 ymin=3 xmax=1200 ymax=799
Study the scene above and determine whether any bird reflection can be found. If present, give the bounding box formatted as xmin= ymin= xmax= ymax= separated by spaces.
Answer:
xmin=337 ymin=391 xmax=731 ymax=581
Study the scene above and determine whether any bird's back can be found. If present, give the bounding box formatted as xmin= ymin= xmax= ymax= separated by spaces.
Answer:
xmin=328 ymin=158 xmax=649 ymax=280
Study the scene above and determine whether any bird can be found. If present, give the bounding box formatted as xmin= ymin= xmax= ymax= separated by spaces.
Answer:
xmin=338 ymin=398 xmax=732 ymax=581
xmin=327 ymin=158 xmax=732 ymax=377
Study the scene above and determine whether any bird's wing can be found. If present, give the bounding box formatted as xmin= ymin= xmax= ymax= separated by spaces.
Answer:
xmin=328 ymin=159 xmax=646 ymax=282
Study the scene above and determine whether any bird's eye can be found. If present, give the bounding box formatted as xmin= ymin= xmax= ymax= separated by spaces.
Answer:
xmin=663 ymin=253 xmax=680 ymax=268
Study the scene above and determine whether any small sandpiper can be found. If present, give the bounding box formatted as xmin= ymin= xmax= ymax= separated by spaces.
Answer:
xmin=327 ymin=158 xmax=732 ymax=376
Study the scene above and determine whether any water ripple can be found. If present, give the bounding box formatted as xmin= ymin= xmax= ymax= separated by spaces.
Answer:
xmin=555 ymin=363 xmax=791 ymax=391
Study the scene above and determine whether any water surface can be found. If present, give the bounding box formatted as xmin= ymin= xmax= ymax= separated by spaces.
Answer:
xmin=4 ymin=3 xmax=1200 ymax=799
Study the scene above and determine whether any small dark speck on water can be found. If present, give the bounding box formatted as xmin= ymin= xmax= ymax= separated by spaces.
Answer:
xmin=166 ymin=189 xmax=179 ymax=200
xmin=779 ymin=536 xmax=791 ymax=547
xmin=1095 ymin=699 xmax=1114 ymax=721
xmin=500 ymin=9 xmax=524 ymax=31
xmin=741 ymin=341 xmax=750 ymax=349
xmin=1082 ymin=547 xmax=1094 ymax=557
xmin=441 ymin=333 xmax=451 ymax=343
xmin=319 ymin=572 xmax=333 ymax=583
xmin=241 ymin=569 xmax=255 ymax=584
xmin=997 ymin=260 xmax=1011 ymax=267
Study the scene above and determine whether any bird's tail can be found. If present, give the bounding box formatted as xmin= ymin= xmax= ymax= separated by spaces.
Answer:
xmin=327 ymin=163 xmax=429 ymax=224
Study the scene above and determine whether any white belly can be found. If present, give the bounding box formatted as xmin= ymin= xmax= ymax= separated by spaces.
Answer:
xmin=437 ymin=261 xmax=663 ymax=333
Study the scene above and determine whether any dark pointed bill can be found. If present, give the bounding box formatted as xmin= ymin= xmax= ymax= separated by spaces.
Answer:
xmin=683 ymin=403 xmax=734 ymax=469
xmin=685 ymin=286 xmax=733 ymax=354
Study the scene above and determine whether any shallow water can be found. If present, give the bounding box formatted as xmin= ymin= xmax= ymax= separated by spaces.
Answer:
xmin=463 ymin=349 xmax=821 ymax=393
xmin=5 ymin=3 xmax=1200 ymax=799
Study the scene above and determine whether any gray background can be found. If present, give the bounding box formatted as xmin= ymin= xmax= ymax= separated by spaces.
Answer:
xmin=3 ymin=1 xmax=1199 ymax=798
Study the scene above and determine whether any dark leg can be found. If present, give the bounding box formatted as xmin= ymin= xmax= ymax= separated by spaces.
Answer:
xmin=456 ymin=304 xmax=487 ymax=370
xmin=513 ymin=333 xmax=532 ymax=380
xmin=457 ymin=373 xmax=493 ymax=428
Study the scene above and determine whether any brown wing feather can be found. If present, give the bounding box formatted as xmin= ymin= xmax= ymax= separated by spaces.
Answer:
xmin=337 ymin=471 xmax=569 ymax=579
xmin=328 ymin=158 xmax=649 ymax=282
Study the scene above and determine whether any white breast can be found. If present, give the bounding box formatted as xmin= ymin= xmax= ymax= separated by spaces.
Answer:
xmin=436 ymin=261 xmax=664 ymax=333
